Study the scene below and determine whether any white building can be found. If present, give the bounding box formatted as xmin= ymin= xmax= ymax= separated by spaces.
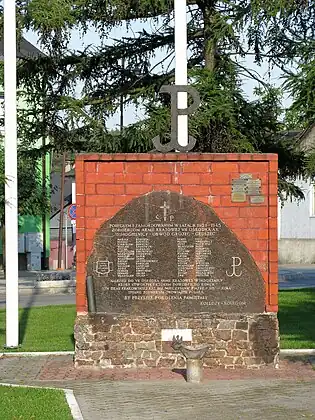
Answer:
xmin=279 ymin=124 xmax=315 ymax=264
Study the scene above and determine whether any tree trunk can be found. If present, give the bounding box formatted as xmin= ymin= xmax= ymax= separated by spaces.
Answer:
xmin=200 ymin=1 xmax=217 ymax=71
xmin=1 ymin=224 xmax=5 ymax=273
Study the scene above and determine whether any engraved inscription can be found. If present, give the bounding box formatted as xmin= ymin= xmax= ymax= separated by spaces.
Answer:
xmin=88 ymin=191 xmax=265 ymax=314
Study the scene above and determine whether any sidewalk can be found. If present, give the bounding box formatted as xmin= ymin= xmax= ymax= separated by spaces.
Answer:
xmin=0 ymin=355 xmax=315 ymax=419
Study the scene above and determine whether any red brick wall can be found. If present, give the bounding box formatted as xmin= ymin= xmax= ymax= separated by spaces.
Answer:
xmin=75 ymin=153 xmax=278 ymax=313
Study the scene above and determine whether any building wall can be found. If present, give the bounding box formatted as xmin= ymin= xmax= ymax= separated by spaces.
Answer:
xmin=279 ymin=178 xmax=315 ymax=263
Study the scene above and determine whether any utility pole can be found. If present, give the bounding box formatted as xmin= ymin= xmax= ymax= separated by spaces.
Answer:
xmin=57 ymin=153 xmax=66 ymax=269
xmin=4 ymin=0 xmax=19 ymax=348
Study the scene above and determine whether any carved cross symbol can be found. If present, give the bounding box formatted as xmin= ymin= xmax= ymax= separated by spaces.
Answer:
xmin=160 ymin=201 xmax=170 ymax=221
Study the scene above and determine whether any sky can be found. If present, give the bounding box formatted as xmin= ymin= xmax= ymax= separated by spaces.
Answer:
xmin=24 ymin=15 xmax=291 ymax=130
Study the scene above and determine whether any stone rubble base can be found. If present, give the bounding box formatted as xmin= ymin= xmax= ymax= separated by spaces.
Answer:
xmin=74 ymin=312 xmax=279 ymax=369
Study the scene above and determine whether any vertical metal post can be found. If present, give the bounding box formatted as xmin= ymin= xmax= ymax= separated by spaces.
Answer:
xmin=4 ymin=0 xmax=19 ymax=348
xmin=57 ymin=153 xmax=66 ymax=269
xmin=174 ymin=0 xmax=188 ymax=147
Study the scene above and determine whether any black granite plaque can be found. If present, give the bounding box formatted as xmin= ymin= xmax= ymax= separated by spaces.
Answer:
xmin=87 ymin=191 xmax=265 ymax=314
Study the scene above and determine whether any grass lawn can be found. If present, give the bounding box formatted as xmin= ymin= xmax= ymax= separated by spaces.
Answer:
xmin=0 ymin=289 xmax=314 ymax=351
xmin=278 ymin=288 xmax=315 ymax=349
xmin=0 ymin=385 xmax=73 ymax=420
xmin=0 ymin=305 xmax=76 ymax=352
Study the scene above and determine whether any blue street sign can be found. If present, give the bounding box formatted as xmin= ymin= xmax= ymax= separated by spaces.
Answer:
xmin=68 ymin=204 xmax=76 ymax=220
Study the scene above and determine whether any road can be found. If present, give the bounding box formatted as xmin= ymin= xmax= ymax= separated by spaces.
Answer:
xmin=0 ymin=265 xmax=314 ymax=308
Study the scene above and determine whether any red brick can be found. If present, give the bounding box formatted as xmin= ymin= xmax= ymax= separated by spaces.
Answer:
xmin=209 ymin=196 xmax=221 ymax=206
xmin=96 ymin=184 xmax=125 ymax=195
xmin=269 ymin=161 xmax=278 ymax=172
xmin=225 ymin=218 xmax=248 ymax=229
xmin=76 ymin=170 xmax=84 ymax=184
xmin=269 ymin=218 xmax=277 ymax=229
xmin=86 ymin=218 xmax=103 ymax=229
xmin=85 ymin=162 xmax=96 ymax=172
xmin=220 ymin=207 xmax=239 ymax=218
xmin=269 ymin=272 xmax=278 ymax=284
xmin=237 ymin=230 xmax=258 ymax=240
xmin=97 ymin=162 xmax=124 ymax=173
xmin=86 ymin=229 xmax=97 ymax=239
xmin=98 ymin=206 xmax=121 ymax=219
xmin=114 ymin=195 xmax=136 ymax=206
xmin=269 ymin=172 xmax=278 ymax=184
xmin=143 ymin=173 xmax=172 ymax=184
xmin=85 ymin=184 xmax=95 ymax=194
xmin=181 ymin=185 xmax=210 ymax=196
xmin=76 ymin=228 xmax=84 ymax=240
xmin=76 ymin=206 xmax=84 ymax=218
xmin=125 ymin=162 xmax=151 ymax=173
xmin=269 ymin=195 xmax=278 ymax=206
xmin=85 ymin=207 xmax=96 ymax=217
xmin=265 ymin=304 xmax=278 ymax=313
xmin=269 ymin=294 xmax=278 ymax=305
xmin=258 ymin=229 xmax=269 ymax=239
xmin=152 ymin=162 xmax=175 ymax=173
xmin=88 ymin=173 xmax=114 ymax=184
xmin=86 ymin=239 xmax=93 ymax=254
xmin=211 ymin=185 xmax=231 ymax=195
xmin=269 ymin=284 xmax=278 ymax=295
xmin=125 ymin=184 xmax=153 ymax=195
xmin=174 ymin=174 xmax=200 ymax=184
xmin=182 ymin=162 xmax=211 ymax=173
xmin=76 ymin=195 xmax=85 ymax=206
xmin=250 ymin=250 xmax=268 ymax=262
xmin=115 ymin=173 xmax=143 ymax=184
xmin=76 ymin=251 xmax=86 ymax=263
xmin=269 ymin=207 xmax=277 ymax=218
xmin=75 ymin=160 xmax=84 ymax=172
xmin=97 ymin=206 xmax=119 ymax=217
xmin=211 ymin=162 xmax=239 ymax=172
xmin=269 ymin=229 xmax=277 ymax=240
xmin=211 ymin=172 xmax=231 ymax=184
xmin=270 ymin=262 xmax=278 ymax=273
xmin=269 ymin=251 xmax=278 ymax=262
xmin=87 ymin=195 xmax=114 ymax=206
xmin=243 ymin=240 xmax=268 ymax=251
xmin=153 ymin=185 xmax=181 ymax=193
xmin=76 ymin=294 xmax=87 ymax=309
xmin=239 ymin=162 xmax=268 ymax=173
xmin=239 ymin=207 xmax=268 ymax=218
xmin=200 ymin=174 xmax=213 ymax=185
xmin=269 ymin=239 xmax=278 ymax=251
xmin=194 ymin=196 xmax=210 ymax=204
xmin=76 ymin=282 xmax=86 ymax=296
xmin=76 ymin=240 xmax=85 ymax=252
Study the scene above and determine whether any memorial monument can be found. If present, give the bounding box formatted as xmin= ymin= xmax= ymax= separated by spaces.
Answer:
xmin=74 ymin=1 xmax=279 ymax=369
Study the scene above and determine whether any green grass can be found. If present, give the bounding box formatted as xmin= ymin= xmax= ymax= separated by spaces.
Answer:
xmin=0 ymin=385 xmax=73 ymax=420
xmin=0 ymin=305 xmax=76 ymax=352
xmin=279 ymin=288 xmax=315 ymax=349
xmin=0 ymin=290 xmax=314 ymax=351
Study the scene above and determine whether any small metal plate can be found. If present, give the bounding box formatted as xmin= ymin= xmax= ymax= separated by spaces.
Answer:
xmin=161 ymin=329 xmax=192 ymax=342
xmin=250 ymin=196 xmax=265 ymax=204
xmin=240 ymin=173 xmax=252 ymax=180
xmin=231 ymin=192 xmax=247 ymax=203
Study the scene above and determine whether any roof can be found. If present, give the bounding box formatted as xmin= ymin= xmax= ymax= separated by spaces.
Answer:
xmin=0 ymin=37 xmax=44 ymax=59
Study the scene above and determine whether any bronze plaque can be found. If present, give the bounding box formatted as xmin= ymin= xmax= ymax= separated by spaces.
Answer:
xmin=87 ymin=191 xmax=265 ymax=315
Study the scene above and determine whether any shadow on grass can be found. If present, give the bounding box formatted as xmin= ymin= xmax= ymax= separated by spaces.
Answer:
xmin=19 ymin=293 xmax=37 ymax=346
xmin=278 ymin=288 xmax=315 ymax=347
